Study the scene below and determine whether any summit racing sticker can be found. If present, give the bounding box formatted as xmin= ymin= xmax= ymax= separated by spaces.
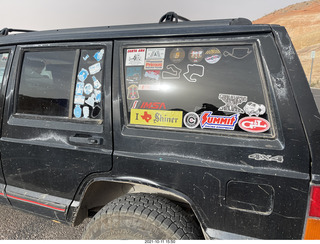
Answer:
xmin=200 ymin=112 xmax=239 ymax=130
xmin=130 ymin=109 xmax=182 ymax=128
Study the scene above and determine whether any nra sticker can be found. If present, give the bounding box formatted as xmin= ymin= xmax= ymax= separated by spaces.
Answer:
xmin=144 ymin=60 xmax=164 ymax=70
xmin=184 ymin=112 xmax=200 ymax=129
xmin=126 ymin=49 xmax=146 ymax=66
xmin=146 ymin=48 xmax=166 ymax=60
xmin=238 ymin=117 xmax=270 ymax=133
xmin=127 ymin=84 xmax=139 ymax=100
xmin=188 ymin=47 xmax=204 ymax=63
xmin=130 ymin=109 xmax=182 ymax=128
xmin=170 ymin=48 xmax=185 ymax=63
xmin=200 ymin=112 xmax=239 ymax=130
xmin=204 ymin=48 xmax=221 ymax=64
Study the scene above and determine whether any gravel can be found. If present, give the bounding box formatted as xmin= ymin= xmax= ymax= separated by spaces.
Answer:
xmin=0 ymin=203 xmax=90 ymax=240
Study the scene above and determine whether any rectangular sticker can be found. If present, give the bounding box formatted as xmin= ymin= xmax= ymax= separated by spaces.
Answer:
xmin=144 ymin=60 xmax=164 ymax=70
xmin=126 ymin=49 xmax=146 ymax=66
xmin=146 ymin=48 xmax=166 ymax=60
xmin=130 ymin=109 xmax=182 ymax=128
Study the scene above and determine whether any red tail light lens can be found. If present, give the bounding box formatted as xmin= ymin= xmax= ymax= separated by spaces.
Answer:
xmin=309 ymin=186 xmax=320 ymax=217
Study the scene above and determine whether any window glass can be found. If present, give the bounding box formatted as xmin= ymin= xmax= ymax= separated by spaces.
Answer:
xmin=124 ymin=44 xmax=271 ymax=134
xmin=73 ymin=49 xmax=104 ymax=120
xmin=0 ymin=53 xmax=9 ymax=85
xmin=311 ymin=88 xmax=320 ymax=113
xmin=17 ymin=50 xmax=76 ymax=117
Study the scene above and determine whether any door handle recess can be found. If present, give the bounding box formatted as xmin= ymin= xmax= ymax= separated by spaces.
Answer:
xmin=69 ymin=135 xmax=103 ymax=145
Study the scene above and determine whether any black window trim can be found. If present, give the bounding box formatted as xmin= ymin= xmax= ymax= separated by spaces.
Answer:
xmin=119 ymin=37 xmax=279 ymax=141
xmin=11 ymin=42 xmax=108 ymax=125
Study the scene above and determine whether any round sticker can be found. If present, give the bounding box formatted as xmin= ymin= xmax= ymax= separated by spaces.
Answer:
xmin=170 ymin=48 xmax=185 ymax=63
xmin=73 ymin=105 xmax=82 ymax=118
xmin=238 ymin=117 xmax=270 ymax=133
xmin=188 ymin=47 xmax=204 ymax=63
xmin=184 ymin=112 xmax=200 ymax=129
xmin=84 ymin=83 xmax=93 ymax=95
xmin=204 ymin=48 xmax=221 ymax=64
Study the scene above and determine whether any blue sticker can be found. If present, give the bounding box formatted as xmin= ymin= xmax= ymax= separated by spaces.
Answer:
xmin=94 ymin=49 xmax=104 ymax=62
xmin=95 ymin=92 xmax=101 ymax=103
xmin=84 ymin=83 xmax=93 ymax=95
xmin=75 ymin=82 xmax=84 ymax=95
xmin=83 ymin=54 xmax=89 ymax=61
xmin=78 ymin=68 xmax=89 ymax=82
xmin=73 ymin=105 xmax=82 ymax=118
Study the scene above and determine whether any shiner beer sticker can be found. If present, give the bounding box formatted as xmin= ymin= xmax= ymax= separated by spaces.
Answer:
xmin=130 ymin=109 xmax=182 ymax=128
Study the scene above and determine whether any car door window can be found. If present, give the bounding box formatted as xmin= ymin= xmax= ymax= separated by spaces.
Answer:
xmin=0 ymin=53 xmax=9 ymax=85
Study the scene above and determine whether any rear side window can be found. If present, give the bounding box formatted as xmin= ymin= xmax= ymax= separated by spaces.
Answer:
xmin=0 ymin=53 xmax=9 ymax=85
xmin=16 ymin=48 xmax=105 ymax=120
xmin=123 ymin=44 xmax=271 ymax=135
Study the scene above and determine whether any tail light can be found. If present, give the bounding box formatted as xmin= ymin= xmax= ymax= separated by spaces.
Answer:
xmin=304 ymin=185 xmax=320 ymax=239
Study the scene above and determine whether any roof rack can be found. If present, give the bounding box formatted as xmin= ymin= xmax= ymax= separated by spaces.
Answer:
xmin=159 ymin=12 xmax=190 ymax=23
xmin=0 ymin=28 xmax=35 ymax=36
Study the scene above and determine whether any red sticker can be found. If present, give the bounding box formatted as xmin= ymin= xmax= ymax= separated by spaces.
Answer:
xmin=238 ymin=117 xmax=270 ymax=133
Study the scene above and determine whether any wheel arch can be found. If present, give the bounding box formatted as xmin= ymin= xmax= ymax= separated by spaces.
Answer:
xmin=68 ymin=176 xmax=207 ymax=238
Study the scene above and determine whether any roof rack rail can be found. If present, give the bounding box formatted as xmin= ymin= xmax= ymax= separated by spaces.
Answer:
xmin=0 ymin=28 xmax=35 ymax=36
xmin=159 ymin=12 xmax=190 ymax=23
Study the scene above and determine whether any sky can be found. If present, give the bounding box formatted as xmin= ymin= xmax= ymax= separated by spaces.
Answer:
xmin=0 ymin=0 xmax=309 ymax=31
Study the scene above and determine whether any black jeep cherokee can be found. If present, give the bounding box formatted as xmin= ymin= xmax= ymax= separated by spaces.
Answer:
xmin=0 ymin=13 xmax=319 ymax=240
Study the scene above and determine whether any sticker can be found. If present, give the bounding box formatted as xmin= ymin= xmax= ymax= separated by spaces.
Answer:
xmin=127 ymin=84 xmax=139 ymax=100
xmin=248 ymin=153 xmax=283 ymax=163
xmin=89 ymin=63 xmax=101 ymax=75
xmin=238 ymin=117 xmax=270 ymax=133
xmin=126 ymin=49 xmax=146 ymax=66
xmin=75 ymin=82 xmax=84 ymax=95
xmin=130 ymin=109 xmax=182 ymax=128
xmin=243 ymin=102 xmax=266 ymax=117
xmin=183 ymin=64 xmax=204 ymax=82
xmin=92 ymin=76 xmax=102 ymax=89
xmin=200 ymin=112 xmax=239 ymax=130
xmin=83 ymin=106 xmax=89 ymax=118
xmin=140 ymin=102 xmax=166 ymax=110
xmin=218 ymin=94 xmax=248 ymax=113
xmin=74 ymin=95 xmax=85 ymax=105
xmin=92 ymin=105 xmax=101 ymax=118
xmin=84 ymin=83 xmax=93 ymax=95
xmin=73 ymin=105 xmax=82 ymax=118
xmin=94 ymin=90 xmax=101 ymax=103
xmin=126 ymin=67 xmax=142 ymax=83
xmin=223 ymin=47 xmax=252 ymax=59
xmin=144 ymin=70 xmax=160 ymax=80
xmin=170 ymin=48 xmax=185 ymax=63
xmin=204 ymin=48 xmax=221 ymax=64
xmin=138 ymin=84 xmax=160 ymax=91
xmin=188 ymin=47 xmax=204 ymax=63
xmin=130 ymin=100 xmax=141 ymax=110
xmin=146 ymin=48 xmax=166 ymax=60
xmin=85 ymin=94 xmax=96 ymax=107
xmin=78 ymin=69 xmax=89 ymax=82
xmin=83 ymin=54 xmax=89 ymax=61
xmin=145 ymin=60 xmax=164 ymax=70
xmin=184 ymin=112 xmax=200 ymax=129
xmin=94 ymin=49 xmax=104 ymax=62
xmin=162 ymin=64 xmax=182 ymax=79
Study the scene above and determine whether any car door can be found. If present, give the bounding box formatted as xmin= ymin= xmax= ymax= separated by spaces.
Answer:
xmin=0 ymin=46 xmax=15 ymax=205
xmin=0 ymin=42 xmax=113 ymax=220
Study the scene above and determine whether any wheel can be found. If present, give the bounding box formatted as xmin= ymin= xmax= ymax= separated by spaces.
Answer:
xmin=82 ymin=193 xmax=203 ymax=240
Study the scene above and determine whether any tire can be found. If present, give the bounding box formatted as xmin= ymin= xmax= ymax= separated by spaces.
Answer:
xmin=82 ymin=193 xmax=203 ymax=240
